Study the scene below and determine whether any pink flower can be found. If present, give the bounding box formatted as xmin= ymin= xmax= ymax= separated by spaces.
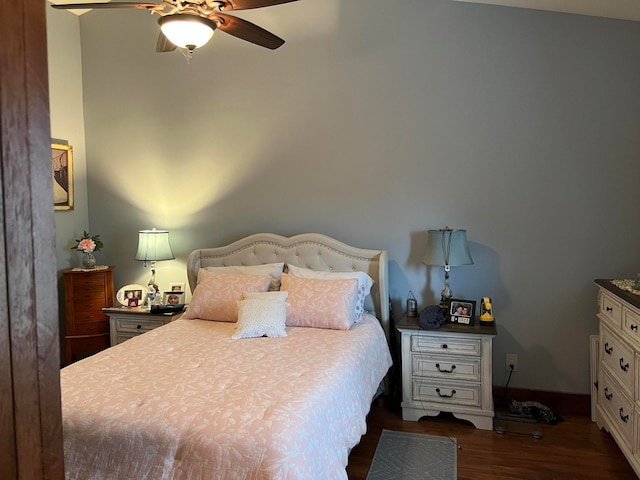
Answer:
xmin=77 ymin=238 xmax=96 ymax=253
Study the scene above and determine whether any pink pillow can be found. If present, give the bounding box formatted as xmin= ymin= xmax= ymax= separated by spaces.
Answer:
xmin=280 ymin=273 xmax=358 ymax=330
xmin=286 ymin=264 xmax=374 ymax=323
xmin=183 ymin=270 xmax=271 ymax=322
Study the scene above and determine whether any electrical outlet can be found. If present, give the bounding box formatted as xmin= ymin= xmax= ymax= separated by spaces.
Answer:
xmin=506 ymin=354 xmax=518 ymax=372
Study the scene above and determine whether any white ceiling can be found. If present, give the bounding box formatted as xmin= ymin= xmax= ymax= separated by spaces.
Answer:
xmin=451 ymin=0 xmax=640 ymax=21
xmin=50 ymin=0 xmax=640 ymax=21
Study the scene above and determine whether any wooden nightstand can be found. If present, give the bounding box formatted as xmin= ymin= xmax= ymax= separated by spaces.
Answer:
xmin=396 ymin=314 xmax=497 ymax=430
xmin=104 ymin=306 xmax=184 ymax=345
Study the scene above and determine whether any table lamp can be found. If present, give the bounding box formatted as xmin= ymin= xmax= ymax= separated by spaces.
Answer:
xmin=135 ymin=228 xmax=175 ymax=295
xmin=423 ymin=228 xmax=474 ymax=305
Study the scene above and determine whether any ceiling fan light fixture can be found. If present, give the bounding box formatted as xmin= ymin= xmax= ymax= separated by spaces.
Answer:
xmin=158 ymin=15 xmax=217 ymax=50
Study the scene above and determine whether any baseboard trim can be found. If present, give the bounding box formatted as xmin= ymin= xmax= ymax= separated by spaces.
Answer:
xmin=493 ymin=386 xmax=590 ymax=417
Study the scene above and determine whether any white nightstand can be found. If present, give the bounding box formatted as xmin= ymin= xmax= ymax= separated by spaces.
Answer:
xmin=396 ymin=314 xmax=497 ymax=430
xmin=104 ymin=306 xmax=184 ymax=346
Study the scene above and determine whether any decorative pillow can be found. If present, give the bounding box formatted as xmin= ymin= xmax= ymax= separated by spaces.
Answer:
xmin=182 ymin=270 xmax=271 ymax=322
xmin=280 ymin=273 xmax=358 ymax=330
xmin=243 ymin=291 xmax=289 ymax=302
xmin=286 ymin=264 xmax=374 ymax=322
xmin=204 ymin=263 xmax=285 ymax=291
xmin=232 ymin=296 xmax=288 ymax=339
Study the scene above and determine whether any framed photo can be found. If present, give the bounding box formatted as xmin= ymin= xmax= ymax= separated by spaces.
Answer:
xmin=116 ymin=284 xmax=149 ymax=307
xmin=448 ymin=299 xmax=476 ymax=325
xmin=163 ymin=291 xmax=185 ymax=305
xmin=52 ymin=143 xmax=73 ymax=211
xmin=169 ymin=282 xmax=185 ymax=292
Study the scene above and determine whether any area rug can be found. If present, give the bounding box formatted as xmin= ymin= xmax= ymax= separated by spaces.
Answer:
xmin=365 ymin=429 xmax=457 ymax=480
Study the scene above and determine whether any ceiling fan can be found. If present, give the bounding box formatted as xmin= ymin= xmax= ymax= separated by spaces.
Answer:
xmin=51 ymin=0 xmax=300 ymax=54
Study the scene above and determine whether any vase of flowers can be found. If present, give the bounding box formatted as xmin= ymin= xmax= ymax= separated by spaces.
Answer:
xmin=71 ymin=231 xmax=103 ymax=269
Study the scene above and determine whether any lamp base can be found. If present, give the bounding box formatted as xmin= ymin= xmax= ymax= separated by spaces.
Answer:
xmin=148 ymin=266 xmax=159 ymax=295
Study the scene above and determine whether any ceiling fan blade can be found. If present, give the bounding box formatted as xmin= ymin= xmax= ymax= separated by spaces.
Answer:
xmin=214 ymin=13 xmax=284 ymax=49
xmin=220 ymin=0 xmax=298 ymax=11
xmin=51 ymin=2 xmax=162 ymax=10
xmin=156 ymin=32 xmax=177 ymax=53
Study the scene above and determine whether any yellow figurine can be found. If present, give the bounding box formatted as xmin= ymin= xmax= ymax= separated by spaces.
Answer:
xmin=479 ymin=296 xmax=494 ymax=326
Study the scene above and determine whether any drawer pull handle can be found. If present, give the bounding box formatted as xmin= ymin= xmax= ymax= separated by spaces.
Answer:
xmin=604 ymin=343 xmax=613 ymax=354
xmin=632 ymin=324 xmax=638 ymax=332
xmin=435 ymin=363 xmax=456 ymax=373
xmin=441 ymin=344 xmax=448 ymax=349
xmin=435 ymin=388 xmax=456 ymax=398
xmin=136 ymin=325 xmax=142 ymax=330
xmin=604 ymin=388 xmax=613 ymax=400
xmin=606 ymin=306 xmax=613 ymax=312
xmin=619 ymin=358 xmax=629 ymax=372
xmin=619 ymin=408 xmax=629 ymax=423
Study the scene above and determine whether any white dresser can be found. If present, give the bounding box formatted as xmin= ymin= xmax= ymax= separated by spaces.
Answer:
xmin=104 ymin=307 xmax=183 ymax=345
xmin=594 ymin=279 xmax=640 ymax=477
xmin=397 ymin=314 xmax=497 ymax=430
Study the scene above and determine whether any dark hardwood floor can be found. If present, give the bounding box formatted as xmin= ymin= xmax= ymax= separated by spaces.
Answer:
xmin=347 ymin=398 xmax=637 ymax=479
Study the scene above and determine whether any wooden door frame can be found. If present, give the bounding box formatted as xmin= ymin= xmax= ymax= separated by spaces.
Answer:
xmin=0 ymin=0 xmax=64 ymax=477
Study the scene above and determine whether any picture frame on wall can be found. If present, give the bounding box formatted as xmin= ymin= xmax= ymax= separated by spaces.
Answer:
xmin=52 ymin=143 xmax=73 ymax=210
xmin=448 ymin=299 xmax=476 ymax=325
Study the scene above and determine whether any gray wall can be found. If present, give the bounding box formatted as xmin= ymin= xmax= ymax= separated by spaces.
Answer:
xmin=48 ymin=7 xmax=90 ymax=270
xmin=56 ymin=0 xmax=640 ymax=394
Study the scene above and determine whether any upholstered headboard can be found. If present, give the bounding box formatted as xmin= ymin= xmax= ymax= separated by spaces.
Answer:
xmin=186 ymin=233 xmax=390 ymax=340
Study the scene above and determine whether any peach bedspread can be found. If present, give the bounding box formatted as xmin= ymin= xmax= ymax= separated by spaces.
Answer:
xmin=61 ymin=315 xmax=392 ymax=479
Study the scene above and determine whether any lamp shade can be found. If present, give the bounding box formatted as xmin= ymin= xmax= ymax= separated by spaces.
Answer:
xmin=158 ymin=14 xmax=216 ymax=50
xmin=423 ymin=228 xmax=474 ymax=267
xmin=135 ymin=229 xmax=175 ymax=263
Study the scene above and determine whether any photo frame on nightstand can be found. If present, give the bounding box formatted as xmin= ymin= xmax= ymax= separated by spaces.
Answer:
xmin=448 ymin=299 xmax=476 ymax=325
xmin=163 ymin=291 xmax=185 ymax=305
xmin=169 ymin=282 xmax=185 ymax=292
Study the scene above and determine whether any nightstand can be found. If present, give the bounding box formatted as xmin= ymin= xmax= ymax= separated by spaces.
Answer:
xmin=396 ymin=314 xmax=497 ymax=430
xmin=104 ymin=306 xmax=184 ymax=345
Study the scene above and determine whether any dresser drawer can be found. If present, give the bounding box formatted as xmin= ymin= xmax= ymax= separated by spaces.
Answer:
xmin=70 ymin=273 xmax=108 ymax=288
xmin=412 ymin=378 xmax=481 ymax=408
xmin=115 ymin=317 xmax=165 ymax=334
xmin=72 ymin=291 xmax=107 ymax=311
xmin=622 ymin=307 xmax=640 ymax=344
xmin=599 ymin=290 xmax=623 ymax=329
xmin=601 ymin=327 xmax=635 ymax=396
xmin=73 ymin=312 xmax=108 ymax=335
xmin=411 ymin=334 xmax=481 ymax=357
xmin=599 ymin=369 xmax=634 ymax=450
xmin=412 ymin=354 xmax=481 ymax=382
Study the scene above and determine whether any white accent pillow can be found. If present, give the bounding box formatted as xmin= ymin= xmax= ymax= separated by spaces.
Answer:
xmin=232 ymin=295 xmax=288 ymax=339
xmin=286 ymin=264 xmax=374 ymax=322
xmin=204 ymin=263 xmax=285 ymax=291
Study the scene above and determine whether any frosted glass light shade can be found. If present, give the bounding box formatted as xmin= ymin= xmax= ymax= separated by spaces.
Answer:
xmin=158 ymin=15 xmax=216 ymax=50
xmin=423 ymin=229 xmax=474 ymax=267
xmin=135 ymin=229 xmax=175 ymax=263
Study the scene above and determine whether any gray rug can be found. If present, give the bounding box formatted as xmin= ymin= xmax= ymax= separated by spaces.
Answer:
xmin=366 ymin=429 xmax=457 ymax=480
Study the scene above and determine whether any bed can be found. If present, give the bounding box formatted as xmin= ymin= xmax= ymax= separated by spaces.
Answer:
xmin=61 ymin=233 xmax=393 ymax=479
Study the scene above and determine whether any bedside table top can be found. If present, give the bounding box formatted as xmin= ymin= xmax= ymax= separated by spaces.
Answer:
xmin=396 ymin=314 xmax=497 ymax=336
xmin=103 ymin=306 xmax=184 ymax=317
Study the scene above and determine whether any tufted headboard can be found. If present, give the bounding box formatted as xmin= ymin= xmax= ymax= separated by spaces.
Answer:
xmin=186 ymin=233 xmax=390 ymax=340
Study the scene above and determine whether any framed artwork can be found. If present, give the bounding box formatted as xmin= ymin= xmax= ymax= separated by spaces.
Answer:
xmin=52 ymin=143 xmax=73 ymax=210
xmin=164 ymin=291 xmax=185 ymax=305
xmin=169 ymin=282 xmax=185 ymax=292
xmin=448 ymin=299 xmax=476 ymax=325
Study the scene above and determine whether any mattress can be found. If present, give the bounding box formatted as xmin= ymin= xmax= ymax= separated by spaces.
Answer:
xmin=61 ymin=315 xmax=392 ymax=479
